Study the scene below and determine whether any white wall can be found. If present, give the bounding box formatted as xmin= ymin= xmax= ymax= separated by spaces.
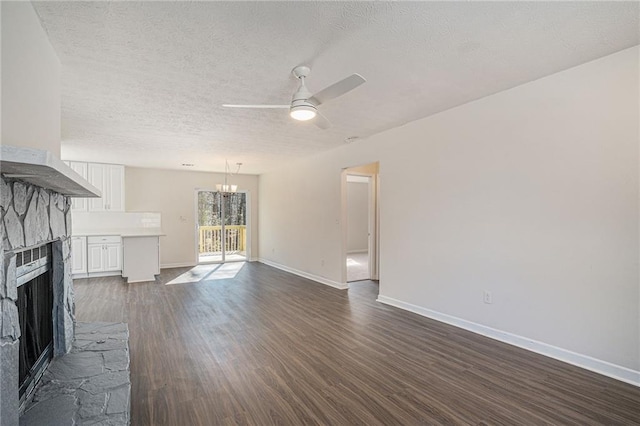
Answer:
xmin=1 ymin=2 xmax=61 ymax=156
xmin=259 ymin=46 xmax=640 ymax=377
xmin=125 ymin=167 xmax=259 ymax=267
xmin=347 ymin=182 xmax=369 ymax=252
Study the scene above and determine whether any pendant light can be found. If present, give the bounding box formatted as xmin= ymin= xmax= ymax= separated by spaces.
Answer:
xmin=216 ymin=160 xmax=242 ymax=193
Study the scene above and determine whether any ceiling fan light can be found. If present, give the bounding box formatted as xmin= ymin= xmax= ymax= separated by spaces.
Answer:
xmin=290 ymin=105 xmax=317 ymax=121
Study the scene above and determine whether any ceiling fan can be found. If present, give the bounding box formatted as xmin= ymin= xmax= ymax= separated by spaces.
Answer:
xmin=222 ymin=66 xmax=366 ymax=129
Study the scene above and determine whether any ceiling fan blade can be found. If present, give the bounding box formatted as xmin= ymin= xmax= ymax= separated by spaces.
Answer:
xmin=313 ymin=111 xmax=331 ymax=130
xmin=222 ymin=104 xmax=290 ymax=109
xmin=309 ymin=74 xmax=366 ymax=106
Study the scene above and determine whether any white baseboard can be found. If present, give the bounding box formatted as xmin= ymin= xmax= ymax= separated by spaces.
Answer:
xmin=376 ymin=295 xmax=640 ymax=387
xmin=347 ymin=249 xmax=368 ymax=254
xmin=161 ymin=259 xmax=259 ymax=269
xmin=72 ymin=271 xmax=121 ymax=280
xmin=258 ymin=258 xmax=348 ymax=290
xmin=126 ymin=278 xmax=154 ymax=283
xmin=160 ymin=262 xmax=196 ymax=269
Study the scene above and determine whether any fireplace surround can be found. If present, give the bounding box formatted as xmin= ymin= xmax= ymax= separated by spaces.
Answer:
xmin=1 ymin=175 xmax=75 ymax=425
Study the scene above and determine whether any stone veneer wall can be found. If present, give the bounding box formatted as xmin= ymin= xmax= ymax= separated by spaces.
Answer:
xmin=0 ymin=175 xmax=75 ymax=426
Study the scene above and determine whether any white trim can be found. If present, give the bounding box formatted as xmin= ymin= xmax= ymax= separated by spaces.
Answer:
xmin=347 ymin=249 xmax=368 ymax=254
xmin=346 ymin=175 xmax=369 ymax=183
xmin=340 ymin=170 xmax=348 ymax=285
xmin=160 ymin=262 xmax=197 ymax=269
xmin=376 ymin=295 xmax=640 ymax=387
xmin=342 ymin=165 xmax=380 ymax=284
xmin=126 ymin=277 xmax=156 ymax=284
xmin=161 ymin=260 xmax=257 ymax=270
xmin=72 ymin=270 xmax=121 ymax=280
xmin=259 ymin=258 xmax=348 ymax=290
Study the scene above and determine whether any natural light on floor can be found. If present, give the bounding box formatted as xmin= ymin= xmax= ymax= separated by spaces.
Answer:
xmin=166 ymin=262 xmax=246 ymax=285
xmin=346 ymin=258 xmax=361 ymax=266
xmin=347 ymin=253 xmax=370 ymax=282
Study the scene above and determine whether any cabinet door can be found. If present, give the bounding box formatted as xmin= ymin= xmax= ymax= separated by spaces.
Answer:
xmin=68 ymin=162 xmax=88 ymax=211
xmin=71 ymin=237 xmax=87 ymax=274
xmin=87 ymin=244 xmax=104 ymax=272
xmin=105 ymin=165 xmax=125 ymax=211
xmin=104 ymin=243 xmax=122 ymax=271
xmin=87 ymin=164 xmax=106 ymax=211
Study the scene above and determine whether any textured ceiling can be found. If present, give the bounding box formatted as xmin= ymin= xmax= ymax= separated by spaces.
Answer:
xmin=32 ymin=1 xmax=639 ymax=174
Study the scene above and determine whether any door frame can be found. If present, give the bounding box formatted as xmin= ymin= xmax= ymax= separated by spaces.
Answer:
xmin=194 ymin=188 xmax=251 ymax=264
xmin=341 ymin=167 xmax=379 ymax=284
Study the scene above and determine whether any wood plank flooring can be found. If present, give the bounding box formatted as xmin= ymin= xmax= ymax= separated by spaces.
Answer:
xmin=73 ymin=262 xmax=640 ymax=425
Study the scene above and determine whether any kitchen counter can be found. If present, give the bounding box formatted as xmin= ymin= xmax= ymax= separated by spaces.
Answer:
xmin=73 ymin=228 xmax=165 ymax=237
xmin=70 ymin=213 xmax=164 ymax=282
xmin=71 ymin=230 xmax=164 ymax=282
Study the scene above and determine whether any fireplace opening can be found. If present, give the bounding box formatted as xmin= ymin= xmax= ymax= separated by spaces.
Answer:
xmin=16 ymin=244 xmax=54 ymax=407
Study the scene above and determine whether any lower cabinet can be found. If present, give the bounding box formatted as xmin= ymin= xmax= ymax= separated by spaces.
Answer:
xmin=69 ymin=235 xmax=123 ymax=276
xmin=71 ymin=237 xmax=87 ymax=275
xmin=72 ymin=234 xmax=159 ymax=281
xmin=87 ymin=236 xmax=122 ymax=273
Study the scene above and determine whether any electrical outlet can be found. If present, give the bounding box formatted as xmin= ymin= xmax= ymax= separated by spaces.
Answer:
xmin=483 ymin=290 xmax=492 ymax=304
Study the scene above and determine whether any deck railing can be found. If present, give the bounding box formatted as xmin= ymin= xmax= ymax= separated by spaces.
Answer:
xmin=198 ymin=225 xmax=246 ymax=254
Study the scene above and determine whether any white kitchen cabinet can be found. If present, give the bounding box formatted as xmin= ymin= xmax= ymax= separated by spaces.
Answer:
xmin=87 ymin=244 xmax=104 ymax=272
xmin=71 ymin=236 xmax=87 ymax=274
xmin=87 ymin=236 xmax=122 ymax=273
xmin=87 ymin=164 xmax=105 ymax=211
xmin=87 ymin=163 xmax=125 ymax=212
xmin=65 ymin=161 xmax=89 ymax=211
xmin=63 ymin=161 xmax=125 ymax=212
xmin=105 ymin=244 xmax=122 ymax=270
xmin=106 ymin=165 xmax=125 ymax=211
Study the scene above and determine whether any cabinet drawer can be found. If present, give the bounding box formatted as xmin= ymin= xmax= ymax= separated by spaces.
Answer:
xmin=87 ymin=235 xmax=121 ymax=244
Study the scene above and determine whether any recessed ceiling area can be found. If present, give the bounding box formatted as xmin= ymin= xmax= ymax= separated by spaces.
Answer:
xmin=32 ymin=1 xmax=639 ymax=174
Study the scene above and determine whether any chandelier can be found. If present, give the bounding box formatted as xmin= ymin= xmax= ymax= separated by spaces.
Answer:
xmin=216 ymin=160 xmax=242 ymax=193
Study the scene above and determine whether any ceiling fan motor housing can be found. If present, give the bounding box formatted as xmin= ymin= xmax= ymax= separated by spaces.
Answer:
xmin=290 ymin=68 xmax=317 ymax=120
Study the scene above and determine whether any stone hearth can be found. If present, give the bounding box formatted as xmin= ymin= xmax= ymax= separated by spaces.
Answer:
xmin=20 ymin=322 xmax=131 ymax=425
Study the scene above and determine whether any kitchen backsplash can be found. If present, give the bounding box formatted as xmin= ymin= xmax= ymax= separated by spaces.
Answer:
xmin=72 ymin=211 xmax=161 ymax=233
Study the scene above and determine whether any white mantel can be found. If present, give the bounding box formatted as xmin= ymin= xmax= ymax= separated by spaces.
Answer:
xmin=0 ymin=145 xmax=101 ymax=197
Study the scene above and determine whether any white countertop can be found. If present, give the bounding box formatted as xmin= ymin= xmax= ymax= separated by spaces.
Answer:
xmin=73 ymin=228 xmax=165 ymax=237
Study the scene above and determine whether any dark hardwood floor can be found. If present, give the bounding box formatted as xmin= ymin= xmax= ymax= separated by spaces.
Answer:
xmin=74 ymin=262 xmax=640 ymax=425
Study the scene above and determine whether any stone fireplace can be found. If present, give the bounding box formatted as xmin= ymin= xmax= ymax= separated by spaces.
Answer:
xmin=1 ymin=146 xmax=130 ymax=426
xmin=0 ymin=144 xmax=101 ymax=426
xmin=0 ymin=175 xmax=75 ymax=424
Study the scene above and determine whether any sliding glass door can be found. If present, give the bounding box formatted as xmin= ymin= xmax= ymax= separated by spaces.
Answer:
xmin=197 ymin=191 xmax=247 ymax=263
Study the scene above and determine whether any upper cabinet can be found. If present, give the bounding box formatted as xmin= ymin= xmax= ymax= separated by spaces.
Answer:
xmin=67 ymin=161 xmax=88 ymax=211
xmin=88 ymin=163 xmax=124 ymax=212
xmin=65 ymin=161 xmax=125 ymax=212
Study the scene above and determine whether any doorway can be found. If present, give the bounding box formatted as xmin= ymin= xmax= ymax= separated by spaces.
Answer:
xmin=343 ymin=162 xmax=379 ymax=284
xmin=196 ymin=190 xmax=248 ymax=263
